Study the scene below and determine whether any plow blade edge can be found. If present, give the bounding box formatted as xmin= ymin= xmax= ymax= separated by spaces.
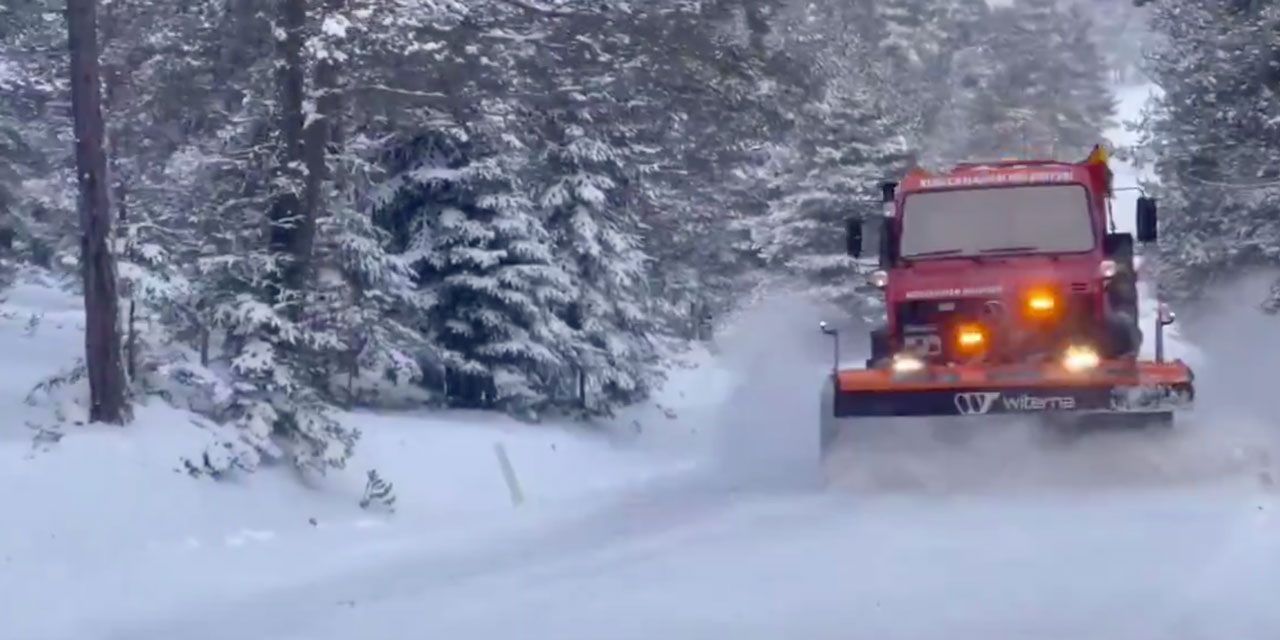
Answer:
xmin=831 ymin=360 xmax=1194 ymax=419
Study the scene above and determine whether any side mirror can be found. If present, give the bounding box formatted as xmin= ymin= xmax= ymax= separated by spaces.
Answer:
xmin=845 ymin=217 xmax=863 ymax=258
xmin=1136 ymin=196 xmax=1158 ymax=243
xmin=880 ymin=180 xmax=898 ymax=204
xmin=1157 ymin=302 xmax=1176 ymax=326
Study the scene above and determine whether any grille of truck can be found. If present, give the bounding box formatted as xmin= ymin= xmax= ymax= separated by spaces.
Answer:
xmin=895 ymin=293 xmax=1098 ymax=364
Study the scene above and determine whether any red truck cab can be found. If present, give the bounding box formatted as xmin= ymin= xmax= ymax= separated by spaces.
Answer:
xmin=848 ymin=146 xmax=1160 ymax=369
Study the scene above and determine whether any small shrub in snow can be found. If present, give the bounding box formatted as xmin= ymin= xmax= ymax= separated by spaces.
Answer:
xmin=359 ymin=469 xmax=396 ymax=513
xmin=178 ymin=417 xmax=260 ymax=480
xmin=25 ymin=422 xmax=63 ymax=458
xmin=138 ymin=352 xmax=360 ymax=478
xmin=23 ymin=312 xmax=40 ymax=336
xmin=25 ymin=358 xmax=87 ymax=406
xmin=23 ymin=360 xmax=93 ymax=445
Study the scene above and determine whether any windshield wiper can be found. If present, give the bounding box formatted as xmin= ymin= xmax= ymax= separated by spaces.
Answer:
xmin=979 ymin=245 xmax=1039 ymax=254
xmin=906 ymin=249 xmax=967 ymax=258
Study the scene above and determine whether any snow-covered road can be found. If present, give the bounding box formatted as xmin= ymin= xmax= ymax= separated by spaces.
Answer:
xmin=185 ymin=484 xmax=1280 ymax=640
xmin=108 ymin=420 xmax=1280 ymax=640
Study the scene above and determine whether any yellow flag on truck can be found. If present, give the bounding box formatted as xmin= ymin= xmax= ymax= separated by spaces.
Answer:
xmin=1085 ymin=144 xmax=1113 ymax=196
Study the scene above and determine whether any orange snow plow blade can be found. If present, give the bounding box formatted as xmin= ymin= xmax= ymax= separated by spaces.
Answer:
xmin=831 ymin=359 xmax=1194 ymax=418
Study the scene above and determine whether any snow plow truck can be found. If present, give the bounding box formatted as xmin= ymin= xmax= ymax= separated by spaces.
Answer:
xmin=819 ymin=145 xmax=1195 ymax=454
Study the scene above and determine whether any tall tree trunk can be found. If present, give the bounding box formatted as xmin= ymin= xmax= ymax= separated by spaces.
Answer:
xmin=101 ymin=0 xmax=137 ymax=383
xmin=67 ymin=0 xmax=129 ymax=424
xmin=311 ymin=0 xmax=361 ymax=386
xmin=298 ymin=0 xmax=342 ymax=281
xmin=268 ymin=0 xmax=308 ymax=300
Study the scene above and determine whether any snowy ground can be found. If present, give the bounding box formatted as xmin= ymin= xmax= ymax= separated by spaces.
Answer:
xmin=7 ymin=81 xmax=1280 ymax=640
xmin=0 ymin=272 xmax=717 ymax=640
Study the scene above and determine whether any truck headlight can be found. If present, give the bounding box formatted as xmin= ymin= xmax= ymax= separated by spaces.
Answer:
xmin=891 ymin=353 xmax=925 ymax=373
xmin=1099 ymin=259 xmax=1118 ymax=279
xmin=867 ymin=269 xmax=889 ymax=289
xmin=1062 ymin=345 xmax=1100 ymax=372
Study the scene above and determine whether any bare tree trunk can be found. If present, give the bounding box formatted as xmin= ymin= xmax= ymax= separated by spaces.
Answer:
xmin=311 ymin=0 xmax=361 ymax=387
xmin=298 ymin=0 xmax=340 ymax=282
xmin=269 ymin=0 xmax=310 ymax=296
xmin=67 ymin=0 xmax=129 ymax=424
xmin=101 ymin=0 xmax=137 ymax=383
xmin=115 ymin=157 xmax=137 ymax=382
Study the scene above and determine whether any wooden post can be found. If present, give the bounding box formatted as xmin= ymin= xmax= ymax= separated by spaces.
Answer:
xmin=493 ymin=443 xmax=524 ymax=507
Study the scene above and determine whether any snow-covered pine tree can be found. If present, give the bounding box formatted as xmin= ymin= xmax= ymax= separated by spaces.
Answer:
xmin=139 ymin=0 xmax=465 ymax=474
xmin=95 ymin=0 xmax=233 ymax=383
xmin=0 ymin=58 xmax=43 ymax=286
xmin=746 ymin=2 xmax=912 ymax=321
xmin=752 ymin=86 xmax=910 ymax=320
xmin=1041 ymin=3 xmax=1117 ymax=158
xmin=873 ymin=0 xmax=991 ymax=168
xmin=870 ymin=0 xmax=955 ymax=146
xmin=537 ymin=111 xmax=661 ymax=415
xmin=485 ymin=14 xmax=672 ymax=416
xmin=1062 ymin=0 xmax=1153 ymax=85
xmin=115 ymin=1 xmax=330 ymax=474
xmin=1137 ymin=0 xmax=1280 ymax=308
xmin=0 ymin=0 xmax=78 ymax=276
xmin=371 ymin=127 xmax=575 ymax=416
xmin=605 ymin=2 xmax=811 ymax=337
xmin=0 ymin=61 xmax=31 ymax=239
xmin=943 ymin=0 xmax=1114 ymax=163
xmin=309 ymin=144 xmax=433 ymax=409
xmin=205 ymin=0 xmax=482 ymax=471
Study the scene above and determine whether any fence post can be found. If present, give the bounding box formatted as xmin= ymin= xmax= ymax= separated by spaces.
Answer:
xmin=493 ymin=442 xmax=525 ymax=507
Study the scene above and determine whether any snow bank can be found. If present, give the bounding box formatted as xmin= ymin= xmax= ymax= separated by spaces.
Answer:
xmin=0 ymin=273 xmax=705 ymax=640
xmin=0 ymin=401 xmax=701 ymax=640
xmin=0 ymin=272 xmax=92 ymax=443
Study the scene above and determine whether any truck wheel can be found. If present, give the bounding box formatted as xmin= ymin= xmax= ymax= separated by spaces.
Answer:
xmin=1104 ymin=310 xmax=1141 ymax=359
xmin=868 ymin=325 xmax=890 ymax=365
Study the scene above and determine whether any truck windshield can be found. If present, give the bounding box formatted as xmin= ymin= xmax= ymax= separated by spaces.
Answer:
xmin=899 ymin=184 xmax=1095 ymax=259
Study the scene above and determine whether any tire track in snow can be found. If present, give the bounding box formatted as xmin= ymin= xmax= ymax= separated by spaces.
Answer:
xmin=103 ymin=468 xmax=832 ymax=640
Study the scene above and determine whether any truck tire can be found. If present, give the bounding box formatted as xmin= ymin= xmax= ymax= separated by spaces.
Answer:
xmin=1104 ymin=310 xmax=1142 ymax=359
xmin=867 ymin=325 xmax=890 ymax=368
xmin=1107 ymin=239 xmax=1141 ymax=323
xmin=1109 ymin=271 xmax=1140 ymax=325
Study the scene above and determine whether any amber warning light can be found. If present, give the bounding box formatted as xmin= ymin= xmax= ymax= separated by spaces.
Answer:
xmin=1024 ymin=288 xmax=1058 ymax=318
xmin=1028 ymin=293 xmax=1055 ymax=311
xmin=955 ymin=324 xmax=986 ymax=352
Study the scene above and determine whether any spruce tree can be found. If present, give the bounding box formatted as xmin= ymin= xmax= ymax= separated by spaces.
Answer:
xmin=1137 ymin=1 xmax=1280 ymax=307
xmin=948 ymin=0 xmax=1115 ymax=162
